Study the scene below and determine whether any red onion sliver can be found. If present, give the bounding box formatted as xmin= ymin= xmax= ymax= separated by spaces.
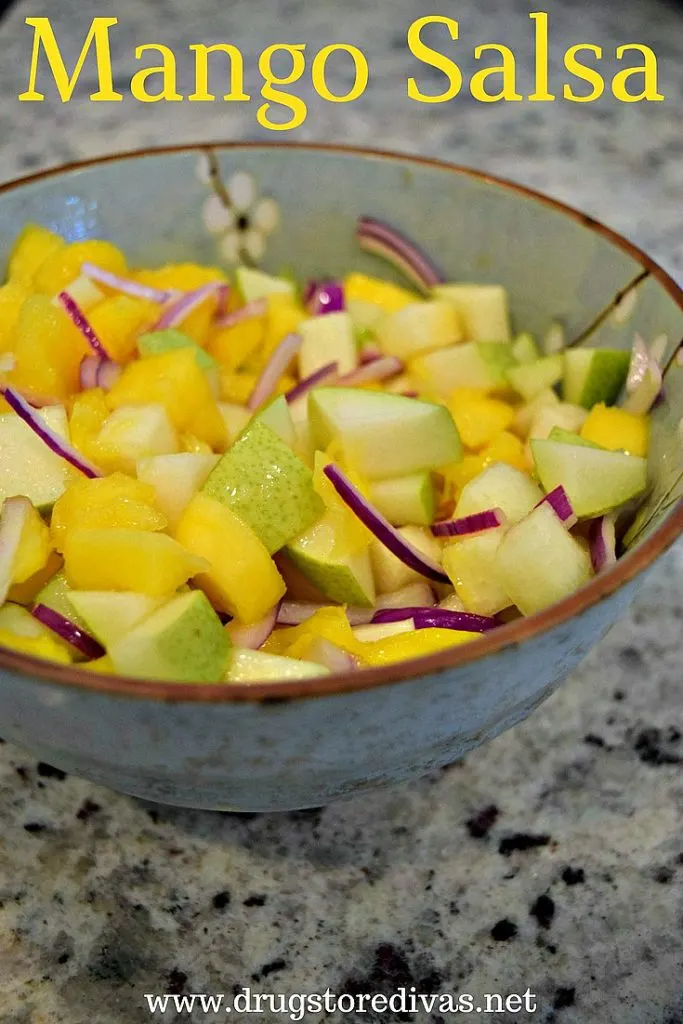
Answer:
xmin=79 ymin=356 xmax=100 ymax=391
xmin=285 ymin=362 xmax=338 ymax=404
xmin=376 ymin=581 xmax=435 ymax=609
xmin=153 ymin=282 xmax=225 ymax=331
xmin=622 ymin=361 xmax=662 ymax=415
xmin=356 ymin=216 xmax=445 ymax=293
xmin=337 ymin=356 xmax=404 ymax=387
xmin=432 ymin=508 xmax=506 ymax=538
xmin=589 ymin=515 xmax=617 ymax=573
xmin=535 ymin=486 xmax=577 ymax=529
xmin=359 ymin=343 xmax=383 ymax=364
xmin=81 ymin=262 xmax=178 ymax=304
xmin=58 ymin=291 xmax=111 ymax=360
xmin=372 ymin=606 xmax=499 ymax=634
xmin=247 ymin=332 xmax=302 ymax=411
xmin=277 ymin=601 xmax=323 ymax=626
xmin=214 ymin=298 xmax=267 ymax=330
xmin=0 ymin=385 xmax=101 ymax=478
xmin=303 ymin=280 xmax=345 ymax=316
xmin=96 ymin=359 xmax=122 ymax=390
xmin=226 ymin=605 xmax=278 ymax=649
xmin=626 ymin=334 xmax=650 ymax=393
xmin=323 ymin=464 xmax=449 ymax=584
xmin=0 ymin=496 xmax=31 ymax=605
xmin=307 ymin=637 xmax=357 ymax=673
xmin=32 ymin=604 xmax=105 ymax=659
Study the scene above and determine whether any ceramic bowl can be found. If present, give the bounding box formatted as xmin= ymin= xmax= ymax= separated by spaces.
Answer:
xmin=0 ymin=144 xmax=681 ymax=811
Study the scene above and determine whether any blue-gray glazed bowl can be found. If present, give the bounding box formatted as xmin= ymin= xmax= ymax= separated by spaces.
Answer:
xmin=0 ymin=143 xmax=681 ymax=811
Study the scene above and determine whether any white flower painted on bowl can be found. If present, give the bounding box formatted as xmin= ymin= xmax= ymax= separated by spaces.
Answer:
xmin=197 ymin=157 xmax=280 ymax=266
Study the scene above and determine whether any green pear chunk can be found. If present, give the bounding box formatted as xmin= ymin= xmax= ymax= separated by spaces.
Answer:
xmin=563 ymin=348 xmax=630 ymax=408
xmin=531 ymin=438 xmax=648 ymax=517
xmin=67 ymin=591 xmax=166 ymax=648
xmin=455 ymin=463 xmax=543 ymax=524
xmin=36 ymin=571 xmax=88 ymax=628
xmin=432 ymin=284 xmax=511 ymax=341
xmin=298 ymin=311 xmax=357 ymax=378
xmin=236 ymin=266 xmax=295 ymax=301
xmin=506 ymin=354 xmax=564 ymax=400
xmin=369 ymin=472 xmax=436 ymax=527
xmin=251 ymin=394 xmax=297 ymax=449
xmin=495 ymin=503 xmax=593 ymax=615
xmin=218 ymin=403 xmax=252 ymax=445
xmin=109 ymin=590 xmax=230 ymax=682
xmin=511 ymin=332 xmax=540 ymax=364
xmin=411 ymin=341 xmax=516 ymax=397
xmin=202 ymin=420 xmax=324 ymax=553
xmin=0 ymin=406 xmax=72 ymax=512
xmin=309 ymin=388 xmax=462 ymax=481
xmin=286 ymin=517 xmax=375 ymax=607
xmin=442 ymin=528 xmax=511 ymax=616
xmin=227 ymin=648 xmax=328 ymax=682
xmin=374 ymin=300 xmax=461 ymax=359
xmin=137 ymin=452 xmax=219 ymax=529
xmin=137 ymin=329 xmax=217 ymax=370
xmin=547 ymin=427 xmax=603 ymax=448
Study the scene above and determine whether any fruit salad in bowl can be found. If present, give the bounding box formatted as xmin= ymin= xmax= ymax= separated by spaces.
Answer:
xmin=0 ymin=215 xmax=666 ymax=686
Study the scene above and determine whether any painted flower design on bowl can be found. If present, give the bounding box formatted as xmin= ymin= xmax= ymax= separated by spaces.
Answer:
xmin=197 ymin=154 xmax=280 ymax=265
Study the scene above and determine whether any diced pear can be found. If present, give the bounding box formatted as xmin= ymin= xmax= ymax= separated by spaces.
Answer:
xmin=528 ymin=403 xmax=587 ymax=442
xmin=369 ymin=472 xmax=436 ymax=527
xmin=506 ymin=354 xmax=563 ymax=401
xmin=137 ymin=329 xmax=217 ymax=370
xmin=353 ymin=620 xmax=414 ymax=643
xmin=374 ymin=300 xmax=462 ymax=359
xmin=67 ymin=590 xmax=165 ymax=648
xmin=36 ymin=570 xmax=88 ymax=630
xmin=251 ymin=394 xmax=296 ymax=449
xmin=286 ymin=517 xmax=375 ymax=607
xmin=562 ymin=348 xmax=630 ymax=408
xmin=96 ymin=404 xmax=179 ymax=472
xmin=442 ymin=528 xmax=511 ymax=616
xmin=298 ymin=311 xmax=357 ymax=379
xmin=512 ymin=388 xmax=560 ymax=437
xmin=433 ymin=284 xmax=511 ymax=341
xmin=455 ymin=463 xmax=542 ymax=524
xmin=202 ymin=420 xmax=323 ymax=553
xmin=137 ymin=452 xmax=219 ymax=529
xmin=370 ymin=526 xmax=442 ymax=594
xmin=175 ymin=493 xmax=285 ymax=622
xmin=218 ymin=402 xmax=251 ymax=445
xmin=411 ymin=342 xmax=516 ymax=397
xmin=236 ymin=266 xmax=295 ymax=301
xmin=309 ymin=388 xmax=462 ymax=480
xmin=0 ymin=406 xmax=72 ymax=512
xmin=531 ymin=438 xmax=648 ymax=517
xmin=0 ymin=602 xmax=49 ymax=638
xmin=227 ymin=648 xmax=328 ymax=682
xmin=109 ymin=590 xmax=230 ymax=683
xmin=511 ymin=332 xmax=540 ymax=364
xmin=495 ymin=503 xmax=593 ymax=615
xmin=548 ymin=427 xmax=602 ymax=448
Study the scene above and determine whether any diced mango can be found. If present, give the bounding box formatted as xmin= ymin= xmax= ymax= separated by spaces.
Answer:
xmin=12 ymin=501 xmax=53 ymax=584
xmin=107 ymin=348 xmax=227 ymax=450
xmin=135 ymin=264 xmax=227 ymax=345
xmin=68 ymin=388 xmax=110 ymax=465
xmin=51 ymin=472 xmax=167 ymax=549
xmin=88 ymin=296 xmax=159 ymax=362
xmin=208 ymin=316 xmax=266 ymax=372
xmin=261 ymin=293 xmax=306 ymax=361
xmin=264 ymin=607 xmax=363 ymax=659
xmin=8 ymin=224 xmax=64 ymax=284
xmin=449 ymin=388 xmax=515 ymax=450
xmin=480 ymin=430 xmax=527 ymax=472
xmin=219 ymin=370 xmax=295 ymax=405
xmin=175 ymin=493 xmax=285 ymax=623
xmin=33 ymin=240 xmax=127 ymax=295
xmin=180 ymin=434 xmax=214 ymax=455
xmin=8 ymin=295 xmax=89 ymax=400
xmin=8 ymin=550 xmax=63 ymax=605
xmin=0 ymin=628 xmax=71 ymax=665
xmin=63 ymin=528 xmax=205 ymax=596
xmin=357 ymin=627 xmax=479 ymax=666
xmin=580 ymin=403 xmax=649 ymax=457
xmin=0 ymin=279 xmax=31 ymax=352
xmin=344 ymin=272 xmax=418 ymax=313
xmin=439 ymin=453 xmax=488 ymax=500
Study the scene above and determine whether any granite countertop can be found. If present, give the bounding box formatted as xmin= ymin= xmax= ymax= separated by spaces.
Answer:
xmin=0 ymin=0 xmax=682 ymax=1021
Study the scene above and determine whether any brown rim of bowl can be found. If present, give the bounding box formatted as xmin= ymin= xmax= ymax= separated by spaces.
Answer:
xmin=0 ymin=141 xmax=681 ymax=703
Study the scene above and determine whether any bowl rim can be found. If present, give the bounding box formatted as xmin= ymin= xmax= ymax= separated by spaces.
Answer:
xmin=0 ymin=139 xmax=681 ymax=704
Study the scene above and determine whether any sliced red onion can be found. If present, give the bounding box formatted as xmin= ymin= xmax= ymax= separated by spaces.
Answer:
xmin=214 ymin=283 xmax=230 ymax=319
xmin=304 ymin=280 xmax=345 ymax=316
xmin=323 ymin=464 xmax=449 ymax=584
xmin=57 ymin=291 xmax=111 ymax=360
xmin=247 ymin=332 xmax=302 ymax=411
xmin=32 ymin=604 xmax=105 ymax=659
xmin=360 ymin=342 xmax=383 ymax=364
xmin=536 ymin=486 xmax=577 ymax=529
xmin=402 ymin=390 xmax=419 ymax=399
xmin=79 ymin=355 xmax=121 ymax=392
xmin=79 ymin=356 xmax=100 ymax=391
xmin=372 ymin=606 xmax=499 ymax=634
xmin=626 ymin=334 xmax=650 ymax=392
xmin=0 ymin=385 xmax=101 ymax=478
xmin=589 ymin=515 xmax=617 ymax=573
xmin=226 ymin=604 xmax=278 ymax=649
xmin=432 ymin=508 xmax=506 ymax=538
xmin=153 ymin=282 xmax=225 ymax=331
xmin=276 ymin=601 xmax=374 ymax=627
xmin=356 ymin=216 xmax=445 ymax=293
xmin=81 ymin=262 xmax=178 ymax=304
xmin=307 ymin=637 xmax=357 ymax=673
xmin=337 ymin=356 xmax=404 ymax=387
xmin=285 ymin=362 xmax=338 ymax=404
xmin=376 ymin=581 xmax=435 ymax=609
xmin=214 ymin=298 xmax=267 ymax=330
xmin=0 ymin=496 xmax=31 ymax=605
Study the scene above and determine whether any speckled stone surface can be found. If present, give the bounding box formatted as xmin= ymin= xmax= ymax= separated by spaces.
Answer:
xmin=0 ymin=0 xmax=682 ymax=1021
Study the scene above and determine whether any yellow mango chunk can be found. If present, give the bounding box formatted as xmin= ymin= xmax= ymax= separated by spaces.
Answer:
xmin=174 ymin=493 xmax=285 ymax=623
xmin=8 ymin=295 xmax=89 ymax=400
xmin=219 ymin=370 xmax=295 ymax=405
xmin=0 ymin=279 xmax=31 ymax=352
xmin=107 ymin=347 xmax=227 ymax=450
xmin=0 ymin=628 xmax=71 ymax=665
xmin=8 ymin=550 xmax=63 ymax=605
xmin=480 ymin=430 xmax=527 ymax=472
xmin=68 ymin=388 xmax=110 ymax=465
xmin=34 ymin=240 xmax=127 ymax=295
xmin=51 ymin=472 xmax=167 ymax=549
xmin=264 ymin=606 xmax=362 ymax=659
xmin=88 ymin=296 xmax=159 ymax=362
xmin=450 ymin=388 xmax=515 ymax=450
xmin=344 ymin=272 xmax=418 ymax=313
xmin=63 ymin=528 xmax=205 ymax=596
xmin=8 ymin=224 xmax=64 ymax=284
xmin=580 ymin=403 xmax=649 ymax=457
xmin=12 ymin=502 xmax=53 ymax=584
xmin=135 ymin=264 xmax=227 ymax=345
xmin=87 ymin=655 xmax=116 ymax=674
xmin=358 ymin=627 xmax=479 ymax=666
xmin=261 ymin=293 xmax=305 ymax=362
xmin=208 ymin=315 xmax=266 ymax=372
